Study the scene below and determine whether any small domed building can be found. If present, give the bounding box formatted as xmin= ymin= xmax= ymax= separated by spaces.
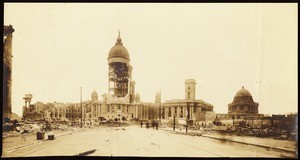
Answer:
xmin=91 ymin=90 xmax=98 ymax=102
xmin=228 ymin=86 xmax=259 ymax=115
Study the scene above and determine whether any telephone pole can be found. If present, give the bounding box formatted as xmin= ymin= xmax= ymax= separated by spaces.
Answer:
xmin=173 ymin=114 xmax=175 ymax=131
xmin=186 ymin=109 xmax=188 ymax=133
xmin=159 ymin=90 xmax=161 ymax=123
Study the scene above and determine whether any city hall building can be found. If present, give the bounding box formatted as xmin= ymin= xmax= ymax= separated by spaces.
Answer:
xmin=22 ymin=32 xmax=215 ymax=125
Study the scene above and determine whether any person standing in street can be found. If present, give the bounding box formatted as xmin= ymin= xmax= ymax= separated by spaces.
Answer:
xmin=146 ymin=121 xmax=149 ymax=129
xmin=152 ymin=120 xmax=155 ymax=129
xmin=140 ymin=121 xmax=143 ymax=128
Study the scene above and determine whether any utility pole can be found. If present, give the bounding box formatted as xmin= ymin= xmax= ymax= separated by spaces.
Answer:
xmin=159 ymin=90 xmax=161 ymax=123
xmin=186 ymin=102 xmax=188 ymax=133
xmin=80 ymin=87 xmax=82 ymax=128
xmin=173 ymin=114 xmax=175 ymax=131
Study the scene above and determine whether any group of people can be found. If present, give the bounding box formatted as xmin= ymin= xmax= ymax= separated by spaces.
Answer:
xmin=140 ymin=120 xmax=159 ymax=130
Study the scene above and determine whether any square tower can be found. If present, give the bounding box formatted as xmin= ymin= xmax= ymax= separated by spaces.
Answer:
xmin=185 ymin=79 xmax=196 ymax=100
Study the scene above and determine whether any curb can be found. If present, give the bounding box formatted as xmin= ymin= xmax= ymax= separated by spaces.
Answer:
xmin=201 ymin=134 xmax=296 ymax=154
xmin=161 ymin=128 xmax=296 ymax=154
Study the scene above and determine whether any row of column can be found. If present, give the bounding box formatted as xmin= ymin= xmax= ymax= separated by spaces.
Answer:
xmin=163 ymin=105 xmax=194 ymax=120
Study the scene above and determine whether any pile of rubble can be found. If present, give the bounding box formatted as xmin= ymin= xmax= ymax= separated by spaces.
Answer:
xmin=3 ymin=120 xmax=45 ymax=137
xmin=2 ymin=119 xmax=76 ymax=138
xmin=211 ymin=125 xmax=297 ymax=140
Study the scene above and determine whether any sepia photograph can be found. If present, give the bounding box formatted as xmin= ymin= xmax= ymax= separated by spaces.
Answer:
xmin=2 ymin=3 xmax=298 ymax=158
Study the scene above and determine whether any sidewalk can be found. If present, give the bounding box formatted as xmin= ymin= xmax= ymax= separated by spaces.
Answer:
xmin=3 ymin=130 xmax=74 ymax=153
xmin=160 ymin=127 xmax=297 ymax=154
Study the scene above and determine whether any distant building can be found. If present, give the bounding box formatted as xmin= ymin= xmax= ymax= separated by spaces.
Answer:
xmin=228 ymin=86 xmax=259 ymax=116
xmin=162 ymin=79 xmax=215 ymax=123
xmin=22 ymin=94 xmax=44 ymax=120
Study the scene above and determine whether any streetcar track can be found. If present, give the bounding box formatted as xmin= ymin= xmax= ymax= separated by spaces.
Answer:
xmin=156 ymin=130 xmax=225 ymax=157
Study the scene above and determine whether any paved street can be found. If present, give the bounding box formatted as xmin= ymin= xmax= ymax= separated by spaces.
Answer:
xmin=2 ymin=125 xmax=295 ymax=158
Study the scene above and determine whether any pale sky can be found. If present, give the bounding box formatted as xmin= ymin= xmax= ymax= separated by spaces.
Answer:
xmin=4 ymin=3 xmax=298 ymax=116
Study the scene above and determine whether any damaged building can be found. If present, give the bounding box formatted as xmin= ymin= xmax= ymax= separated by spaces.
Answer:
xmin=22 ymin=32 xmax=215 ymax=125
xmin=3 ymin=25 xmax=15 ymax=120
xmin=161 ymin=79 xmax=215 ymax=124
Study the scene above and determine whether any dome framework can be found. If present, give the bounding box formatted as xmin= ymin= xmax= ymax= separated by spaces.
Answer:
xmin=108 ymin=32 xmax=133 ymax=98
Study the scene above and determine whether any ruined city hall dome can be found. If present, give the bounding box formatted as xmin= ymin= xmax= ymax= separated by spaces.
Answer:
xmin=108 ymin=32 xmax=130 ymax=61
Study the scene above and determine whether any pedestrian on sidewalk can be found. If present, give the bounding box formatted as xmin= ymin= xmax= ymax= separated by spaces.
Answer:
xmin=155 ymin=122 xmax=158 ymax=130
xmin=140 ymin=121 xmax=143 ymax=128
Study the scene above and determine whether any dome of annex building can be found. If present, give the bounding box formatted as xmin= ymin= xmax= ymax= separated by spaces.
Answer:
xmin=108 ymin=32 xmax=130 ymax=60
xmin=231 ymin=86 xmax=254 ymax=104
xmin=234 ymin=86 xmax=252 ymax=97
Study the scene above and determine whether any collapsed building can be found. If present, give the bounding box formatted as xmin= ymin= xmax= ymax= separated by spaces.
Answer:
xmin=22 ymin=32 xmax=215 ymax=125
